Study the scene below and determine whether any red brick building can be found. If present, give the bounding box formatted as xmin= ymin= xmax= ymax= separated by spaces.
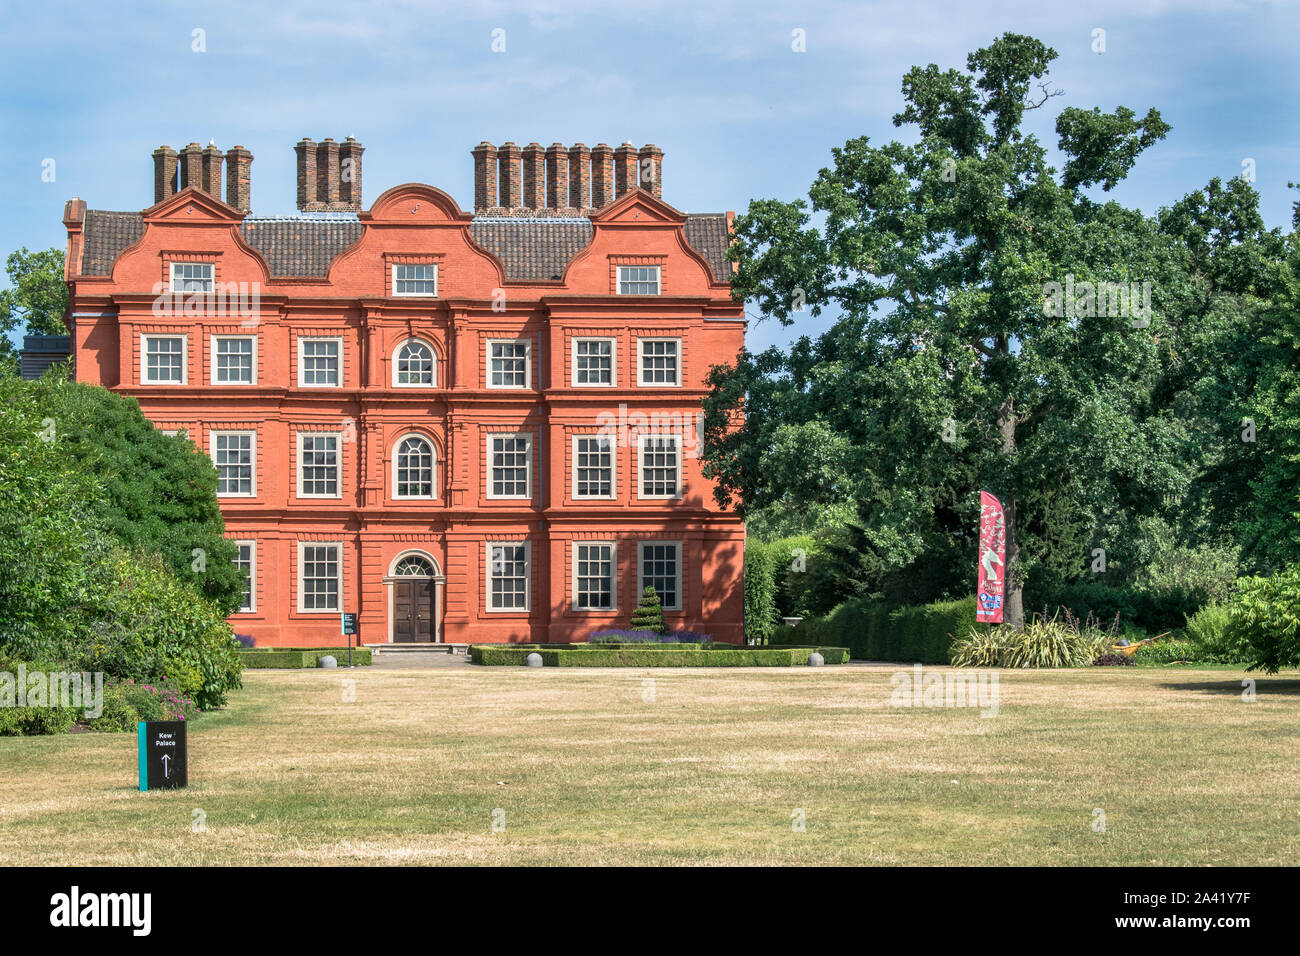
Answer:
xmin=61 ymin=138 xmax=746 ymax=646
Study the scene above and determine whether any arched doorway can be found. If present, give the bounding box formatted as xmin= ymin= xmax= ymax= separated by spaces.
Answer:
xmin=384 ymin=551 xmax=445 ymax=643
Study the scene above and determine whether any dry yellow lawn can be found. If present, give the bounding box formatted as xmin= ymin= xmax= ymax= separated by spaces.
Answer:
xmin=1 ymin=664 xmax=1297 ymax=865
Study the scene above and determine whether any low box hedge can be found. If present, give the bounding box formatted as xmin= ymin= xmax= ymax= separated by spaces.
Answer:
xmin=469 ymin=645 xmax=844 ymax=666
xmin=238 ymin=647 xmax=372 ymax=668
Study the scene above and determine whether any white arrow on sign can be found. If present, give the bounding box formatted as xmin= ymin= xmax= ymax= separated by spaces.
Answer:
xmin=161 ymin=754 xmax=171 ymax=778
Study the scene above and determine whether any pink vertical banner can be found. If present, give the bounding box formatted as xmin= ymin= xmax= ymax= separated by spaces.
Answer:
xmin=977 ymin=491 xmax=1005 ymax=624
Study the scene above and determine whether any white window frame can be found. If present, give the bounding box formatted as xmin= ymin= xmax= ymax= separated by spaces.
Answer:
xmin=297 ymin=336 xmax=344 ymax=388
xmin=392 ymin=263 xmax=438 ymax=297
xmin=571 ymin=336 xmax=617 ymax=387
xmin=617 ymin=264 xmax=661 ymax=295
xmin=296 ymin=431 xmax=343 ymax=499
xmin=297 ymin=541 xmax=343 ymax=614
xmin=571 ymin=540 xmax=617 ymax=612
xmin=485 ymin=338 xmax=531 ymax=390
xmin=209 ymin=430 xmax=257 ymax=498
xmin=638 ymin=540 xmax=683 ymax=612
xmin=485 ymin=432 xmax=533 ymax=500
xmin=210 ymin=334 xmax=258 ymax=386
xmin=571 ymin=434 xmax=617 ymax=500
xmin=169 ymin=262 xmax=214 ymax=293
xmin=638 ymin=433 xmax=682 ymax=500
xmin=392 ymin=432 xmax=438 ymax=500
xmin=485 ymin=541 xmax=531 ymax=613
xmin=233 ymin=540 xmax=257 ymax=613
xmin=140 ymin=333 xmax=187 ymax=385
xmin=392 ymin=337 xmax=437 ymax=388
xmin=637 ymin=337 xmax=681 ymax=387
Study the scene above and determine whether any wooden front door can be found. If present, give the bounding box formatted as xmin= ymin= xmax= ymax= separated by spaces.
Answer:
xmin=394 ymin=578 xmax=434 ymax=643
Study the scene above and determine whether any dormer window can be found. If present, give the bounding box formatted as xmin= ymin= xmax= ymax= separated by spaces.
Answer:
xmin=170 ymin=262 xmax=214 ymax=293
xmin=393 ymin=264 xmax=437 ymax=297
xmin=617 ymin=265 xmax=660 ymax=295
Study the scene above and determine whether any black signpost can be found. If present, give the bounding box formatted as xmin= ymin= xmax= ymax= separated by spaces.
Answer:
xmin=137 ymin=720 xmax=187 ymax=790
xmin=341 ymin=612 xmax=358 ymax=667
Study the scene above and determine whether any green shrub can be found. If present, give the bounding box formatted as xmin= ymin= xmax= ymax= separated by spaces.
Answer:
xmin=744 ymin=541 xmax=779 ymax=643
xmin=785 ymin=596 xmax=975 ymax=662
xmin=1181 ymin=603 xmax=1243 ymax=663
xmin=1225 ymin=566 xmax=1300 ymax=674
xmin=87 ymin=677 xmax=199 ymax=731
xmin=629 ymin=586 xmax=667 ymax=634
xmin=1132 ymin=639 xmax=1200 ymax=666
xmin=78 ymin=550 xmax=243 ymax=710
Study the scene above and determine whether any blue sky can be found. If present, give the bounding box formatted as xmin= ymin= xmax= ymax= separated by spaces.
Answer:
xmin=2 ymin=0 xmax=1297 ymax=354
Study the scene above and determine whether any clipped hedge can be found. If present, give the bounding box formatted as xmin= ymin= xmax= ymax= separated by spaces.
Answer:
xmin=470 ymin=645 xmax=847 ymax=666
xmin=744 ymin=540 xmax=780 ymax=644
xmin=238 ymin=647 xmax=372 ymax=669
xmin=771 ymin=596 xmax=977 ymax=663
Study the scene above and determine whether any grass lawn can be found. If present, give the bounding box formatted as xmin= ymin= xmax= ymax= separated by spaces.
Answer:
xmin=1 ymin=664 xmax=1297 ymax=865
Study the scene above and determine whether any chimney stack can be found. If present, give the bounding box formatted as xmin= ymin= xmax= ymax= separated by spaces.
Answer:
xmin=316 ymin=138 xmax=341 ymax=207
xmin=178 ymin=143 xmax=204 ymax=193
xmin=295 ymin=137 xmax=317 ymax=208
xmin=545 ymin=143 xmax=569 ymax=211
xmin=568 ymin=143 xmax=590 ymax=213
xmin=295 ymin=136 xmax=363 ymax=212
xmin=614 ymin=142 xmax=638 ymax=198
xmin=591 ymin=143 xmax=614 ymax=208
xmin=498 ymin=142 xmax=522 ymax=209
xmin=339 ymin=137 xmax=363 ymax=209
xmin=472 ymin=141 xmax=499 ymax=212
xmin=225 ymin=145 xmax=253 ymax=212
xmin=201 ymin=143 xmax=224 ymax=197
xmin=522 ymin=142 xmax=545 ymax=209
xmin=153 ymin=146 xmax=178 ymax=204
xmin=637 ymin=144 xmax=663 ymax=199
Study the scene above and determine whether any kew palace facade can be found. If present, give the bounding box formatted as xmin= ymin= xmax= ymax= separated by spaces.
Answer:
xmin=59 ymin=138 xmax=746 ymax=646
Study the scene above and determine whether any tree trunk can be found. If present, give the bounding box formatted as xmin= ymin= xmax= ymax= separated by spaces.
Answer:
xmin=996 ymin=395 xmax=1024 ymax=629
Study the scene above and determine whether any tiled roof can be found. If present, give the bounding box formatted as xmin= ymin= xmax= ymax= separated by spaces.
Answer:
xmin=76 ymin=209 xmax=732 ymax=283
xmin=469 ymin=218 xmax=593 ymax=282
xmin=81 ymin=211 xmax=145 ymax=275
xmin=239 ymin=217 xmax=364 ymax=277
xmin=683 ymin=214 xmax=732 ymax=282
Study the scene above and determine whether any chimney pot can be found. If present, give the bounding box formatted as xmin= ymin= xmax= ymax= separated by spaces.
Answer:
xmin=200 ymin=143 xmax=224 ymax=199
xmin=178 ymin=143 xmax=203 ymax=193
xmin=339 ymin=137 xmax=364 ymax=211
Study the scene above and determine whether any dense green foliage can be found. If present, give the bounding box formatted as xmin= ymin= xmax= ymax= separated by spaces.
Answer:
xmin=704 ymin=33 xmax=1300 ymax=630
xmin=0 ymin=247 xmax=68 ymax=373
xmin=950 ymin=616 xmax=1115 ymax=668
xmin=26 ymin=375 xmax=243 ymax=612
xmin=1225 ymin=566 xmax=1300 ymax=673
xmin=0 ymin=371 xmax=243 ymax=718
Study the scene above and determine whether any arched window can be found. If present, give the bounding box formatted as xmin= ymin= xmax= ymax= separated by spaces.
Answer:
xmin=393 ymin=554 xmax=436 ymax=576
xmin=394 ymin=435 xmax=436 ymax=498
xmin=394 ymin=339 xmax=435 ymax=386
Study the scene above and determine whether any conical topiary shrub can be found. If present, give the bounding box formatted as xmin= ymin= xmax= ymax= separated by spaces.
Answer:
xmin=629 ymin=585 xmax=667 ymax=634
